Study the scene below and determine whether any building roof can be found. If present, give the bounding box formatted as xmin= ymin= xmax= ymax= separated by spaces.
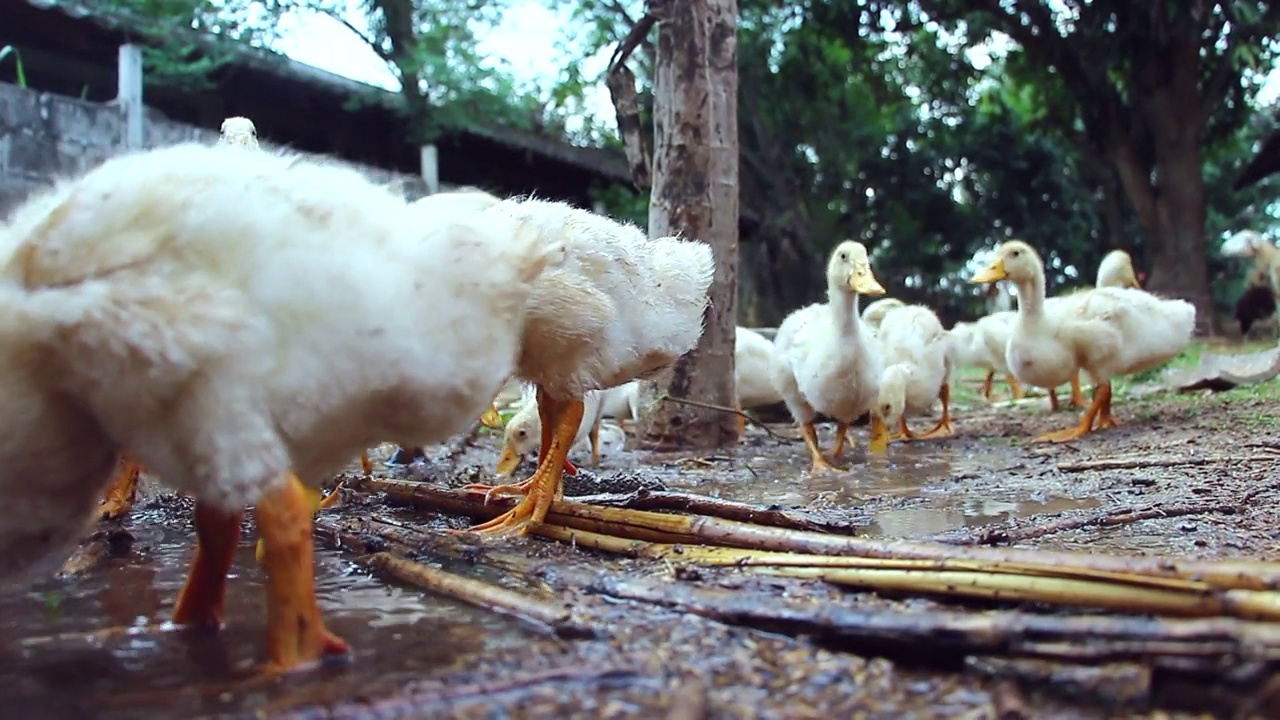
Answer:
xmin=1 ymin=0 xmax=633 ymax=202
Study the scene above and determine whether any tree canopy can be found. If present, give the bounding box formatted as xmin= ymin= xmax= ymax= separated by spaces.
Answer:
xmin=77 ymin=0 xmax=1280 ymax=326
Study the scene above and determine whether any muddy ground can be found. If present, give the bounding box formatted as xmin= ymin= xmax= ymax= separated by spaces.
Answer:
xmin=1 ymin=360 xmax=1279 ymax=719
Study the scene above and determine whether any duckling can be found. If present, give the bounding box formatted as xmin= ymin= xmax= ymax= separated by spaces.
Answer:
xmin=948 ymin=312 xmax=1022 ymax=402
xmin=1096 ymin=249 xmax=1142 ymax=289
xmin=860 ymin=297 xmax=905 ymax=330
xmin=496 ymin=384 xmax=606 ymax=475
xmin=599 ymin=381 xmax=641 ymax=430
xmin=1222 ymin=230 xmax=1280 ymax=293
xmin=971 ymin=240 xmax=1195 ymax=442
xmin=1043 ymin=249 xmax=1147 ymax=412
xmin=875 ymin=303 xmax=953 ymax=441
xmin=461 ymin=199 xmax=714 ymax=535
xmin=97 ymin=118 xmax=380 ymax=523
xmin=771 ymin=241 xmax=889 ymax=473
xmin=98 ymin=117 xmax=267 ymax=521
xmin=734 ymin=326 xmax=782 ymax=432
xmin=0 ymin=141 xmax=561 ymax=671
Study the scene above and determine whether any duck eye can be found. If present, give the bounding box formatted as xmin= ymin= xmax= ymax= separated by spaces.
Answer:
xmin=838 ymin=252 xmax=848 ymax=261
xmin=517 ymin=430 xmax=527 ymax=438
xmin=1009 ymin=249 xmax=1021 ymax=258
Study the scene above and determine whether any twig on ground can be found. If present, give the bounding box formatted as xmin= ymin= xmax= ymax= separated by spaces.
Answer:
xmin=367 ymin=552 xmax=595 ymax=639
xmin=1056 ymin=456 xmax=1217 ymax=472
xmin=660 ymin=395 xmax=785 ymax=439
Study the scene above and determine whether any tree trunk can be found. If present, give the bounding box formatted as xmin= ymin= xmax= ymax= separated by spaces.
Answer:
xmin=640 ymin=0 xmax=740 ymax=450
xmin=1127 ymin=36 xmax=1216 ymax=334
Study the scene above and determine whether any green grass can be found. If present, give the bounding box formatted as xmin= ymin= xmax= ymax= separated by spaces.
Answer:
xmin=950 ymin=340 xmax=1280 ymax=413
xmin=0 ymin=45 xmax=26 ymax=88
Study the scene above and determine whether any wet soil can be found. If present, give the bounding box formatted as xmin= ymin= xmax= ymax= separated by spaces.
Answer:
xmin=2 ymin=369 xmax=1279 ymax=719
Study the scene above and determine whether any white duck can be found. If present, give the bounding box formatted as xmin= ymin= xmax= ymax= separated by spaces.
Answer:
xmin=1221 ymin=230 xmax=1280 ymax=293
xmin=462 ymin=199 xmax=714 ymax=534
xmin=599 ymin=380 xmax=642 ymax=429
xmin=0 ymin=142 xmax=560 ymax=671
xmin=497 ymin=384 xmax=607 ymax=473
xmin=733 ymin=326 xmax=782 ymax=430
xmin=770 ymin=241 xmax=888 ymax=473
xmin=875 ymin=303 xmax=954 ymax=441
xmin=860 ymin=297 xmax=905 ymax=330
xmin=1045 ymin=248 xmax=1145 ymax=411
xmin=99 ymin=116 xmax=267 ymax=521
xmin=971 ymin=240 xmax=1194 ymax=442
xmin=947 ymin=313 xmax=1022 ymax=402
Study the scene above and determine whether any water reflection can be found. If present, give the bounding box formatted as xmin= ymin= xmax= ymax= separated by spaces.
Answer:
xmin=0 ymin=524 xmax=534 ymax=718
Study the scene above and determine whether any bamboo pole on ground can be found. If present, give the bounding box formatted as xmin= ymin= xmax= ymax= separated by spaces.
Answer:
xmin=364 ymin=479 xmax=1280 ymax=592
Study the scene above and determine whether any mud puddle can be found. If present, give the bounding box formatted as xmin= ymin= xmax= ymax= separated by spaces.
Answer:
xmin=0 ymin=519 xmax=536 ymax=718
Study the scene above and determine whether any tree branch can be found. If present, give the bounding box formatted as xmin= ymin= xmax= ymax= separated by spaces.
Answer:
xmin=607 ymin=12 xmax=657 ymax=74
xmin=606 ymin=63 xmax=651 ymax=190
xmin=315 ymin=7 xmax=390 ymax=62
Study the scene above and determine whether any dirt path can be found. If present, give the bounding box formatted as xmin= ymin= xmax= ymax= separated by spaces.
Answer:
xmin=6 ymin=374 xmax=1279 ymax=719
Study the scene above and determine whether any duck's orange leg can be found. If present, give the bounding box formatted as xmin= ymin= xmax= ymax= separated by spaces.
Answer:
xmin=468 ymin=390 xmax=583 ymax=535
xmin=1006 ymin=374 xmax=1024 ymax=399
xmin=588 ymin=417 xmax=601 ymax=466
xmin=254 ymin=481 xmax=343 ymax=566
xmin=256 ymin=472 xmax=349 ymax=671
xmin=99 ymin=454 xmax=143 ymax=520
xmin=799 ymin=420 xmax=837 ymax=474
xmin=172 ymin=503 xmax=243 ymax=629
xmin=1094 ymin=384 xmax=1120 ymax=430
xmin=868 ymin=414 xmax=890 ymax=453
xmin=888 ymin=416 xmax=914 ymax=443
xmin=360 ymin=451 xmax=372 ymax=475
xmin=465 ymin=396 xmax=577 ymax=502
xmin=1048 ymin=387 xmax=1061 ymax=411
xmin=1036 ymin=382 xmax=1109 ymax=443
xmin=829 ymin=420 xmax=853 ymax=459
xmin=979 ymin=371 xmax=995 ymax=401
xmin=1069 ymin=372 xmax=1088 ymax=409
xmin=916 ymin=383 xmax=955 ymax=439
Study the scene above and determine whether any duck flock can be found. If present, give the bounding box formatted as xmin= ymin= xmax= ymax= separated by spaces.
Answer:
xmin=4 ymin=115 xmax=1257 ymax=675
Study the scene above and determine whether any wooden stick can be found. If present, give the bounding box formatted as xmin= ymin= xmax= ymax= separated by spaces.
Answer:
xmin=534 ymin=525 xmax=1280 ymax=621
xmin=659 ymin=395 xmax=786 ymax=439
xmin=366 ymin=553 xmax=595 ymax=639
xmin=758 ymin=567 xmax=1280 ymax=621
xmin=377 ymin=480 xmax=1280 ymax=591
xmin=368 ymin=477 xmax=861 ymax=535
xmin=543 ymin=503 xmax=1280 ymax=592
xmin=567 ymin=488 xmax=861 ymax=534
xmin=1056 ymin=456 xmax=1219 ymax=472
xmin=591 ymin=577 xmax=1280 ymax=668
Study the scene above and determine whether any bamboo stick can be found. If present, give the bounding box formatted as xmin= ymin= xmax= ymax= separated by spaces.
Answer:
xmin=366 ymin=552 xmax=595 ymax=639
xmin=534 ymin=524 xmax=1280 ymax=621
xmin=591 ymin=577 xmax=1280 ymax=669
xmin=569 ymin=488 xmax=861 ymax=534
xmin=547 ymin=502 xmax=1280 ymax=592
xmin=756 ymin=567 xmax=1280 ymax=621
xmin=367 ymin=477 xmax=861 ymax=536
xmin=363 ymin=480 xmax=1280 ymax=592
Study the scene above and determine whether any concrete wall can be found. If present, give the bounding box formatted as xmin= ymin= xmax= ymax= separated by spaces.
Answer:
xmin=0 ymin=82 xmax=427 ymax=214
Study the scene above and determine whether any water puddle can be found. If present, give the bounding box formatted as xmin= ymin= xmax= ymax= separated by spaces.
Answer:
xmin=645 ymin=438 xmax=1102 ymax=539
xmin=0 ymin=522 xmax=536 ymax=718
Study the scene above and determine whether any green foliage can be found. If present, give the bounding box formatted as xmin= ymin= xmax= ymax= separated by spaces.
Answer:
xmin=0 ymin=45 xmax=27 ymax=88
xmin=93 ymin=0 xmax=286 ymax=90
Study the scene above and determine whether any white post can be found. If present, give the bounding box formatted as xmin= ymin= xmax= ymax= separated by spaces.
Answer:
xmin=116 ymin=44 xmax=144 ymax=149
xmin=419 ymin=144 xmax=439 ymax=194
